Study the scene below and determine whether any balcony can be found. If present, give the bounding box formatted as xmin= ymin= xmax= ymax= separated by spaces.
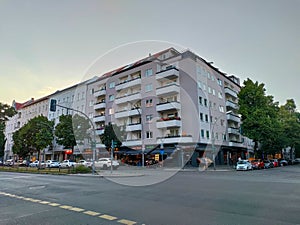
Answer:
xmin=156 ymin=118 xmax=182 ymax=129
xmin=226 ymin=100 xmax=238 ymax=110
xmin=115 ymin=108 xmax=142 ymax=119
xmin=93 ymin=115 xmax=105 ymax=123
xmin=94 ymin=102 xmax=106 ymax=110
xmin=126 ymin=123 xmax=142 ymax=132
xmin=228 ymin=127 xmax=240 ymax=135
xmin=115 ymin=92 xmax=141 ymax=104
xmin=228 ymin=141 xmax=244 ymax=148
xmin=94 ymin=89 xmax=106 ymax=97
xmin=156 ymin=83 xmax=180 ymax=96
xmin=95 ymin=129 xmax=104 ymax=135
xmin=122 ymin=139 xmax=142 ymax=146
xmin=156 ymin=67 xmax=179 ymax=80
xmin=227 ymin=113 xmax=241 ymax=123
xmin=224 ymin=87 xmax=238 ymax=98
xmin=157 ymin=135 xmax=193 ymax=144
xmin=115 ymin=77 xmax=141 ymax=91
xmin=156 ymin=101 xmax=181 ymax=112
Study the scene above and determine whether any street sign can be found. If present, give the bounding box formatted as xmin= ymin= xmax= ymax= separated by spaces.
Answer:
xmin=160 ymin=149 xmax=164 ymax=155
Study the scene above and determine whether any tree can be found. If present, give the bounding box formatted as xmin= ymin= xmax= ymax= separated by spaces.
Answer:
xmin=238 ymin=79 xmax=282 ymax=157
xmin=12 ymin=115 xmax=54 ymax=162
xmin=0 ymin=123 xmax=5 ymax=159
xmin=100 ymin=123 xmax=124 ymax=150
xmin=278 ymin=99 xmax=300 ymax=158
xmin=72 ymin=114 xmax=91 ymax=144
xmin=55 ymin=115 xmax=77 ymax=152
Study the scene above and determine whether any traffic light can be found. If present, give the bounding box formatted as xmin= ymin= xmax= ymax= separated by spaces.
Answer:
xmin=50 ymin=99 xmax=57 ymax=112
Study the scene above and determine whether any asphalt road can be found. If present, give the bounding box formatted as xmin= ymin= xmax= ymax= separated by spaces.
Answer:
xmin=1 ymin=165 xmax=300 ymax=225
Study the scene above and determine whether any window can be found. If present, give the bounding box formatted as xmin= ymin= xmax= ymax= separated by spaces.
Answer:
xmin=145 ymin=84 xmax=153 ymax=92
xmin=211 ymin=76 xmax=215 ymax=81
xmin=146 ymin=99 xmax=153 ymax=107
xmin=109 ymin=95 xmax=114 ymax=101
xmin=145 ymin=68 xmax=153 ymax=77
xmin=89 ymin=100 xmax=94 ymax=107
xmin=204 ymin=99 xmax=208 ymax=107
xmin=90 ymin=88 xmax=94 ymax=95
xmin=220 ymin=119 xmax=225 ymax=126
xmin=219 ymin=105 xmax=224 ymax=113
xmin=206 ymin=130 xmax=210 ymax=139
xmin=212 ymin=89 xmax=215 ymax=96
xmin=197 ymin=81 xmax=202 ymax=89
xmin=218 ymin=79 xmax=223 ymax=86
xmin=205 ymin=114 xmax=209 ymax=122
xmin=207 ymin=72 xmax=211 ymax=79
xmin=199 ymin=96 xmax=203 ymax=105
xmin=218 ymin=92 xmax=223 ymax=99
xmin=109 ymin=82 xmax=115 ymax=89
xmin=82 ymin=92 xmax=85 ymax=100
xmin=201 ymin=129 xmax=205 ymax=138
xmin=146 ymin=131 xmax=153 ymax=139
xmin=200 ymin=113 xmax=203 ymax=121
xmin=210 ymin=116 xmax=213 ymax=123
xmin=146 ymin=115 xmax=153 ymax=122
xmin=109 ymin=108 xmax=114 ymax=115
xmin=208 ymin=86 xmax=212 ymax=94
xmin=203 ymin=84 xmax=206 ymax=91
xmin=89 ymin=113 xmax=93 ymax=119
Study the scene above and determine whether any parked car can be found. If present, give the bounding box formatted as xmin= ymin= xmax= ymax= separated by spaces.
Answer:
xmin=4 ymin=159 xmax=14 ymax=166
xmin=46 ymin=160 xmax=60 ymax=168
xmin=251 ymin=159 xmax=265 ymax=169
xmin=263 ymin=160 xmax=274 ymax=169
xmin=95 ymin=158 xmax=119 ymax=170
xmin=270 ymin=159 xmax=279 ymax=167
xmin=279 ymin=159 xmax=288 ymax=166
xmin=60 ymin=160 xmax=76 ymax=167
xmin=77 ymin=160 xmax=92 ymax=167
xmin=236 ymin=160 xmax=252 ymax=171
xmin=292 ymin=158 xmax=300 ymax=165
xmin=29 ymin=160 xmax=45 ymax=167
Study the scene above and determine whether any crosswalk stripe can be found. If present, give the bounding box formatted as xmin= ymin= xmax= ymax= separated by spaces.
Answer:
xmin=99 ymin=214 xmax=118 ymax=221
xmin=118 ymin=219 xmax=137 ymax=225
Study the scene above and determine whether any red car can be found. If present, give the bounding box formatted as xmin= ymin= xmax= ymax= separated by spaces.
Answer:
xmin=270 ymin=159 xmax=279 ymax=167
xmin=251 ymin=159 xmax=265 ymax=169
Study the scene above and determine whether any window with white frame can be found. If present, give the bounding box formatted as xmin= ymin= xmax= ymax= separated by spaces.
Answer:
xmin=109 ymin=82 xmax=115 ymax=89
xmin=109 ymin=95 xmax=114 ymax=101
xmin=146 ymin=99 xmax=153 ymax=107
xmin=200 ymin=113 xmax=203 ymax=121
xmin=146 ymin=131 xmax=153 ymax=139
xmin=199 ymin=96 xmax=203 ymax=105
xmin=206 ymin=130 xmax=210 ymax=139
xmin=218 ymin=92 xmax=223 ymax=99
xmin=201 ymin=129 xmax=205 ymax=138
xmin=146 ymin=114 xmax=153 ymax=122
xmin=218 ymin=79 xmax=222 ymax=86
xmin=145 ymin=68 xmax=153 ymax=77
xmin=145 ymin=84 xmax=153 ymax=92
xmin=219 ymin=105 xmax=224 ymax=113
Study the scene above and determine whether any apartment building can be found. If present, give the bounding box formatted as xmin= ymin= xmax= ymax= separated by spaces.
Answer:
xmin=87 ymin=48 xmax=254 ymax=166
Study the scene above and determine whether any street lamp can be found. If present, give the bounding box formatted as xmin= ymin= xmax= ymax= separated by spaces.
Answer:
xmin=211 ymin=110 xmax=232 ymax=170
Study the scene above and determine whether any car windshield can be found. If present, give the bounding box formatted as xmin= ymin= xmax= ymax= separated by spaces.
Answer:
xmin=238 ymin=161 xmax=246 ymax=164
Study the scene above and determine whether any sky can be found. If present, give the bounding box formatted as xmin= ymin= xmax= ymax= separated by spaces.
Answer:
xmin=0 ymin=0 xmax=299 ymax=108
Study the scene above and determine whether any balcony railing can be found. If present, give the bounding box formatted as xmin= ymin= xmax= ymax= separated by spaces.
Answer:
xmin=93 ymin=88 xmax=106 ymax=97
xmin=157 ymin=135 xmax=193 ymax=144
xmin=156 ymin=101 xmax=181 ymax=112
xmin=94 ymin=102 xmax=106 ymax=110
xmin=156 ymin=117 xmax=182 ymax=129
xmin=224 ymin=87 xmax=238 ymax=98
xmin=226 ymin=100 xmax=238 ymax=110
xmin=115 ymin=108 xmax=142 ymax=119
xmin=228 ymin=127 xmax=240 ymax=135
xmin=156 ymin=67 xmax=179 ymax=80
xmin=115 ymin=77 xmax=141 ymax=91
xmin=115 ymin=92 xmax=141 ymax=104
xmin=125 ymin=123 xmax=142 ymax=132
xmin=122 ymin=139 xmax=142 ymax=146
xmin=93 ymin=115 xmax=105 ymax=123
xmin=226 ymin=113 xmax=241 ymax=123
xmin=156 ymin=83 xmax=180 ymax=96
xmin=95 ymin=128 xmax=104 ymax=135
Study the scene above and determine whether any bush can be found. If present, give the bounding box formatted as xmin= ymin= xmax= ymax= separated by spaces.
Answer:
xmin=74 ymin=165 xmax=92 ymax=174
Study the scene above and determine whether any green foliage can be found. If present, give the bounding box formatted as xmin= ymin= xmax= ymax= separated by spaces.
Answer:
xmin=72 ymin=114 xmax=91 ymax=143
xmin=0 ymin=123 xmax=5 ymax=158
xmin=100 ymin=122 xmax=124 ymax=150
xmin=0 ymin=103 xmax=17 ymax=124
xmin=12 ymin=116 xmax=54 ymax=158
xmin=73 ymin=165 xmax=91 ymax=173
xmin=55 ymin=115 xmax=77 ymax=149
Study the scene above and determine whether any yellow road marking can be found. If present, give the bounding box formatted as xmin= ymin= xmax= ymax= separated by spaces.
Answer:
xmin=39 ymin=201 xmax=50 ymax=204
xmin=59 ymin=205 xmax=73 ymax=209
xmin=48 ymin=203 xmax=61 ymax=207
xmin=118 ymin=219 xmax=137 ymax=225
xmin=99 ymin=214 xmax=117 ymax=221
xmin=83 ymin=210 xmax=101 ymax=216
xmin=0 ymin=191 xmax=140 ymax=225
xmin=69 ymin=207 xmax=85 ymax=212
